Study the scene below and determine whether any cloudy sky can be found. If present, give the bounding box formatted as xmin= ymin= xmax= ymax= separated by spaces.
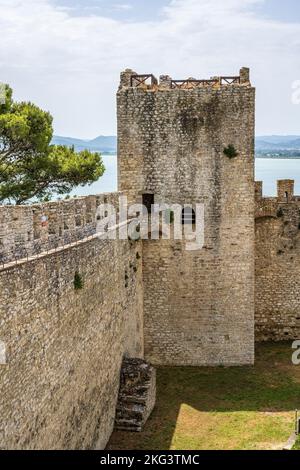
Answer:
xmin=1 ymin=0 xmax=300 ymax=138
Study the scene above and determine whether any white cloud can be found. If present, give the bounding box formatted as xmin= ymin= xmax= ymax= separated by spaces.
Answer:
xmin=112 ymin=4 xmax=133 ymax=11
xmin=0 ymin=0 xmax=299 ymax=137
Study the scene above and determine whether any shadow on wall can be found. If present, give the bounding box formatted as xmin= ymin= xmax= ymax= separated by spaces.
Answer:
xmin=108 ymin=343 xmax=299 ymax=450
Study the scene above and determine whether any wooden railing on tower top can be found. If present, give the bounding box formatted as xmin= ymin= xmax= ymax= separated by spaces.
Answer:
xmin=170 ymin=77 xmax=241 ymax=89
xmin=130 ymin=74 xmax=158 ymax=87
xmin=129 ymin=75 xmax=241 ymax=88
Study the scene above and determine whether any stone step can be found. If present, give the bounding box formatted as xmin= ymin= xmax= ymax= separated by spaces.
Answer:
xmin=118 ymin=395 xmax=147 ymax=404
xmin=115 ymin=418 xmax=141 ymax=427
xmin=116 ymin=413 xmax=144 ymax=421
xmin=115 ymin=425 xmax=142 ymax=433
xmin=114 ymin=358 xmax=156 ymax=434
xmin=116 ymin=404 xmax=145 ymax=414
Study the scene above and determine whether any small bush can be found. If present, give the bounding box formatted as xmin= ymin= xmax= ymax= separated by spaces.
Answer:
xmin=74 ymin=271 xmax=84 ymax=290
xmin=165 ymin=210 xmax=175 ymax=224
xmin=223 ymin=144 xmax=238 ymax=159
xmin=277 ymin=208 xmax=284 ymax=218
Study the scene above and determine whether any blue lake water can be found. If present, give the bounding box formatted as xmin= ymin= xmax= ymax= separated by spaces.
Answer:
xmin=255 ymin=158 xmax=300 ymax=196
xmin=70 ymin=156 xmax=300 ymax=198
xmin=70 ymin=154 xmax=118 ymax=197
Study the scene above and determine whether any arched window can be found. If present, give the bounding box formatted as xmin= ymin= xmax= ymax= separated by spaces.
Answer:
xmin=182 ymin=207 xmax=196 ymax=225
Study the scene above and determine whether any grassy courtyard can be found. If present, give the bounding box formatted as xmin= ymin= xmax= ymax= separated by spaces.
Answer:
xmin=108 ymin=343 xmax=300 ymax=451
xmin=294 ymin=437 xmax=300 ymax=450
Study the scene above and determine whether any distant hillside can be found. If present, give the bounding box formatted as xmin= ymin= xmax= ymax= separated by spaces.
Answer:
xmin=256 ymin=135 xmax=300 ymax=157
xmin=52 ymin=135 xmax=117 ymax=154
xmin=256 ymin=135 xmax=300 ymax=144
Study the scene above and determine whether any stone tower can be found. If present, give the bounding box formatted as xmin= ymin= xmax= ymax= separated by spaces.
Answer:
xmin=118 ymin=68 xmax=255 ymax=366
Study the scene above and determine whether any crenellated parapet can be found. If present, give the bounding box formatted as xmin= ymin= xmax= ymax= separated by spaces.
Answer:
xmin=0 ymin=192 xmax=121 ymax=264
xmin=255 ymin=179 xmax=300 ymax=202
xmin=119 ymin=67 xmax=251 ymax=91
xmin=277 ymin=179 xmax=295 ymax=202
xmin=255 ymin=179 xmax=300 ymax=219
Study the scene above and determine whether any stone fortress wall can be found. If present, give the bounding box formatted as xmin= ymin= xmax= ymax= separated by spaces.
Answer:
xmin=0 ymin=192 xmax=120 ymax=265
xmin=255 ymin=179 xmax=300 ymax=341
xmin=118 ymin=67 xmax=256 ymax=366
xmin=0 ymin=192 xmax=144 ymax=449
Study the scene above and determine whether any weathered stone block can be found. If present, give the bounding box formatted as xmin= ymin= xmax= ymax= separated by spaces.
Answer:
xmin=114 ymin=358 xmax=156 ymax=432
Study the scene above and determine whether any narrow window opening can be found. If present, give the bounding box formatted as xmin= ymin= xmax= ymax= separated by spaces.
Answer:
xmin=182 ymin=207 xmax=196 ymax=225
xmin=143 ymin=194 xmax=154 ymax=215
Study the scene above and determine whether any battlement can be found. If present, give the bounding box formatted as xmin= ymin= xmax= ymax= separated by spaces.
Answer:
xmin=255 ymin=180 xmax=300 ymax=220
xmin=255 ymin=180 xmax=300 ymax=202
xmin=119 ymin=67 xmax=251 ymax=91
xmin=0 ymin=192 xmax=120 ymax=264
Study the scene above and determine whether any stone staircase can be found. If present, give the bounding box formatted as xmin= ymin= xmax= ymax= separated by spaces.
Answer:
xmin=114 ymin=358 xmax=156 ymax=432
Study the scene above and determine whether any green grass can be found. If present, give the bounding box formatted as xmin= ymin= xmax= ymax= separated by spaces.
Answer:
xmin=294 ymin=437 xmax=300 ymax=450
xmin=108 ymin=343 xmax=300 ymax=451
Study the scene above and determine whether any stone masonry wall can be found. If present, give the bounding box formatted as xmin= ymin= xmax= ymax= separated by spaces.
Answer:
xmin=118 ymin=69 xmax=255 ymax=365
xmin=0 ymin=230 xmax=143 ymax=449
xmin=255 ymin=180 xmax=300 ymax=341
xmin=0 ymin=192 xmax=120 ymax=264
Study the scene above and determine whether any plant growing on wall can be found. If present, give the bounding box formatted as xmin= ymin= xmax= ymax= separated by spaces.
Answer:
xmin=165 ymin=209 xmax=175 ymax=224
xmin=277 ymin=208 xmax=284 ymax=218
xmin=0 ymin=85 xmax=105 ymax=204
xmin=74 ymin=271 xmax=84 ymax=290
xmin=223 ymin=144 xmax=238 ymax=159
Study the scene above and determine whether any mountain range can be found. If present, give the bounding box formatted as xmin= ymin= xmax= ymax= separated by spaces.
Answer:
xmin=52 ymin=135 xmax=300 ymax=156
xmin=256 ymin=136 xmax=300 ymax=151
xmin=52 ymin=135 xmax=117 ymax=154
